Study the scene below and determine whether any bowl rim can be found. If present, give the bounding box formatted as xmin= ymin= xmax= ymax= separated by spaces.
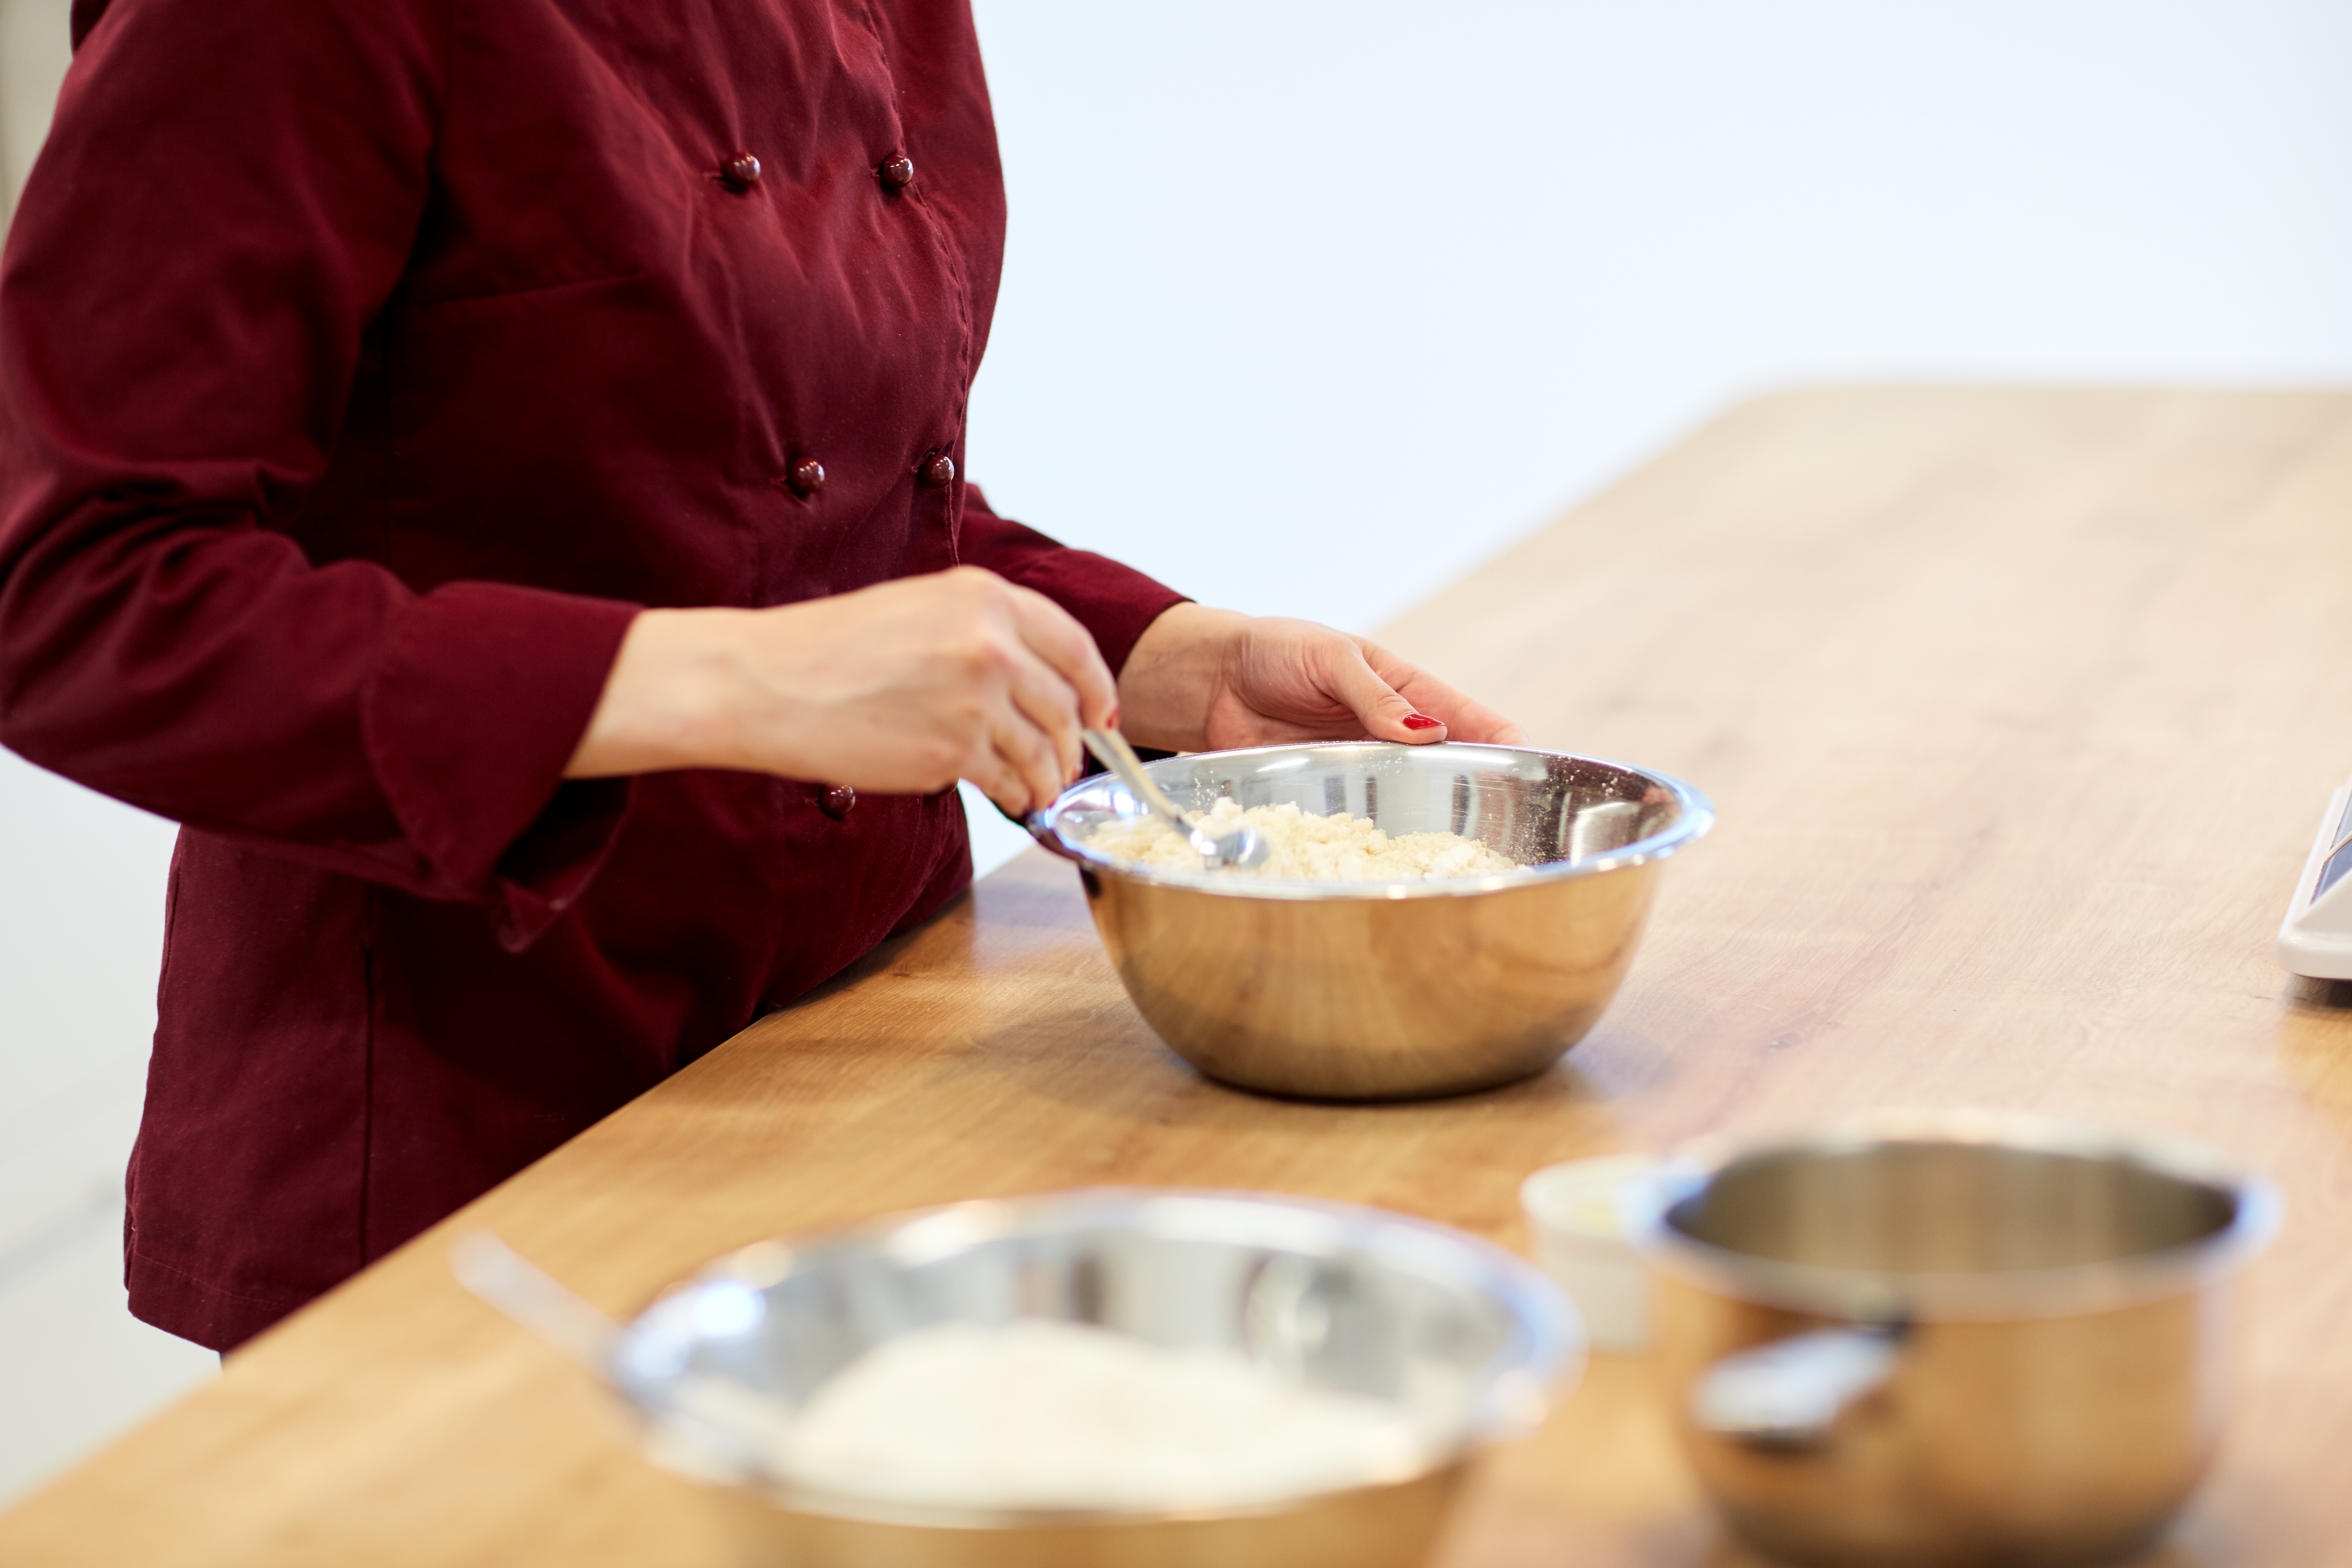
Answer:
xmin=1030 ymin=740 xmax=1715 ymax=901
xmin=613 ymin=1185 xmax=1581 ymax=1529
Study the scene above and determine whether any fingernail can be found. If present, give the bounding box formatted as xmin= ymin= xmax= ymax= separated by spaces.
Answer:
xmin=1402 ymin=713 xmax=1443 ymax=731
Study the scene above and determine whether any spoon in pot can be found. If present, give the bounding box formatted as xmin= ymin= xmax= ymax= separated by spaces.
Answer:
xmin=1080 ymin=728 xmax=1268 ymax=871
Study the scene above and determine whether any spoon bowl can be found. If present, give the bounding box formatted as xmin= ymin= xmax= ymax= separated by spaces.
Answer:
xmin=1080 ymin=728 xmax=1268 ymax=871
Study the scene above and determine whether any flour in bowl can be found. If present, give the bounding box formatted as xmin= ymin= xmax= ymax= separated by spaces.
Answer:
xmin=776 ymin=1319 xmax=1432 ymax=1511
xmin=1088 ymin=797 xmax=1519 ymax=881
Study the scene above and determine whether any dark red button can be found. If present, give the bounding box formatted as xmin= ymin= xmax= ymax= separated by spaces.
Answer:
xmin=878 ymin=152 xmax=915 ymax=191
xmin=819 ymin=784 xmax=857 ymax=820
xmin=787 ymin=457 xmax=825 ymax=497
xmin=919 ymin=452 xmax=956 ymax=488
xmin=719 ymin=152 xmax=762 ymax=191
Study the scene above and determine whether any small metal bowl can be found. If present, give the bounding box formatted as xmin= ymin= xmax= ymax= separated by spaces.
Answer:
xmin=1031 ymin=742 xmax=1712 ymax=1099
xmin=612 ymin=1189 xmax=1579 ymax=1568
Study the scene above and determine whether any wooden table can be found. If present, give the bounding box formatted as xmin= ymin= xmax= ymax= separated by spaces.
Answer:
xmin=8 ymin=387 xmax=2352 ymax=1566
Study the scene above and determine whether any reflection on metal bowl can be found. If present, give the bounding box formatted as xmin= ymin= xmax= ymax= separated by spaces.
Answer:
xmin=612 ymin=1188 xmax=1580 ymax=1568
xmin=1031 ymin=742 xmax=1712 ymax=1100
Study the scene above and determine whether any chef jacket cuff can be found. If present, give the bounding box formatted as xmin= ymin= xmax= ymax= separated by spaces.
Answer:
xmin=992 ymin=552 xmax=1190 ymax=677
xmin=361 ymin=580 xmax=640 ymax=950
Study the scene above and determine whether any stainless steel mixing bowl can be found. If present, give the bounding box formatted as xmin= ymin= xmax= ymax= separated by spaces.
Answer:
xmin=1030 ymin=742 xmax=1712 ymax=1100
xmin=1624 ymin=1112 xmax=2281 ymax=1568
xmin=610 ymin=1188 xmax=1580 ymax=1568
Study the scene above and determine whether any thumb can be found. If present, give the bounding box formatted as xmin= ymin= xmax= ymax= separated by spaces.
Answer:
xmin=1321 ymin=642 xmax=1447 ymax=744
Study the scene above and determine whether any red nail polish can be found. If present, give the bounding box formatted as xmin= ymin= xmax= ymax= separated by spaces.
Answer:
xmin=1402 ymin=713 xmax=1443 ymax=731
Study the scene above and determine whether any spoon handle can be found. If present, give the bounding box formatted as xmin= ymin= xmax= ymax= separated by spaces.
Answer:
xmin=450 ymin=1230 xmax=622 ymax=1370
xmin=452 ymin=1230 xmax=800 ymax=1477
xmin=1081 ymin=728 xmax=1192 ymax=829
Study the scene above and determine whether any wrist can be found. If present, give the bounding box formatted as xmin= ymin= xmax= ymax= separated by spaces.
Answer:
xmin=1116 ymin=601 xmax=1247 ymax=751
xmin=565 ymin=606 xmax=768 ymax=777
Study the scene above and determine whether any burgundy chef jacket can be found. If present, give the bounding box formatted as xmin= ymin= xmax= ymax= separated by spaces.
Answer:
xmin=0 ymin=0 xmax=1185 ymax=1350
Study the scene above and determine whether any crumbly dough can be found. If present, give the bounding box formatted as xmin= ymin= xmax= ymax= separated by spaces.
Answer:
xmin=1087 ymin=797 xmax=1519 ymax=881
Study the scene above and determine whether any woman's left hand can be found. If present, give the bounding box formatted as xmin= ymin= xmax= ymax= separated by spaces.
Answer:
xmin=1115 ymin=604 xmax=1526 ymax=753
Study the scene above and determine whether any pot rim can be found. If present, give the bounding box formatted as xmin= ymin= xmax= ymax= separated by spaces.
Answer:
xmin=1620 ymin=1109 xmax=2283 ymax=1321
xmin=1029 ymin=741 xmax=1714 ymax=901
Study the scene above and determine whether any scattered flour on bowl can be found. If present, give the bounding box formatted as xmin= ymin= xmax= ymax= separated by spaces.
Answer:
xmin=1088 ymin=797 xmax=1519 ymax=881
xmin=777 ymin=1319 xmax=1432 ymax=1511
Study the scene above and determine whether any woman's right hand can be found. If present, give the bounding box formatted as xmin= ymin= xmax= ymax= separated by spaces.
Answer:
xmin=564 ymin=566 xmax=1118 ymax=816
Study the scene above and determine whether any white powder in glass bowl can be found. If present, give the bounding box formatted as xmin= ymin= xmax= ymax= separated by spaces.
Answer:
xmin=775 ymin=1319 xmax=1433 ymax=1511
xmin=1087 ymin=798 xmax=1519 ymax=882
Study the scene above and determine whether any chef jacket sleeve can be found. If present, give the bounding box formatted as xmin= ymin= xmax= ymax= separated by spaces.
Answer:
xmin=0 ymin=0 xmax=639 ymax=953
xmin=957 ymin=484 xmax=1189 ymax=677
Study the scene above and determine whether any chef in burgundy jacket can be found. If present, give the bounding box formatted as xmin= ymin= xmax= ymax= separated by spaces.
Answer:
xmin=0 ymin=0 xmax=1525 ymax=1351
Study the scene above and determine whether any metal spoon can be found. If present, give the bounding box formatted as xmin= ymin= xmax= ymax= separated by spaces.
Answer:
xmin=1080 ymin=728 xmax=1268 ymax=871
xmin=450 ymin=1231 xmax=796 ymax=1479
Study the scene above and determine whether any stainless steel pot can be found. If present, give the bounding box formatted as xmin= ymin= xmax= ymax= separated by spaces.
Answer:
xmin=1624 ymin=1112 xmax=2281 ymax=1568
xmin=1029 ymin=742 xmax=1712 ymax=1100
xmin=609 ymin=1188 xmax=1580 ymax=1568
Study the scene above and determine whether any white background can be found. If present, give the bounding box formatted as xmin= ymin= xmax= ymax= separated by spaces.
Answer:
xmin=5 ymin=0 xmax=2352 ymax=1506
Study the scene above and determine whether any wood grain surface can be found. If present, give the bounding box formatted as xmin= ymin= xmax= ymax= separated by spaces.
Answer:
xmin=7 ymin=387 xmax=2352 ymax=1565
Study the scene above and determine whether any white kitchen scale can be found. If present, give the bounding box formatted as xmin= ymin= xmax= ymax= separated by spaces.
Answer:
xmin=2279 ymin=778 xmax=2352 ymax=978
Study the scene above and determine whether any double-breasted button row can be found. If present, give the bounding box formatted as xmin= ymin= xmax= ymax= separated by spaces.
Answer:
xmin=715 ymin=149 xmax=911 ymax=194
xmin=777 ymin=452 xmax=957 ymax=496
